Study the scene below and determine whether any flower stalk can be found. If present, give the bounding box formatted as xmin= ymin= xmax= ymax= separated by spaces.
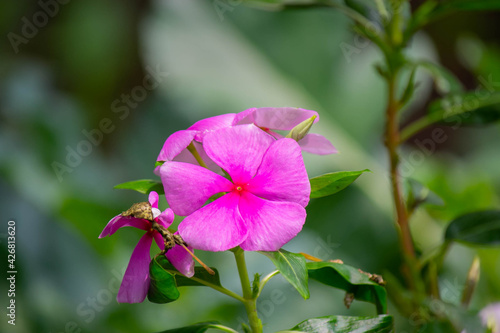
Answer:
xmin=234 ymin=247 xmax=263 ymax=333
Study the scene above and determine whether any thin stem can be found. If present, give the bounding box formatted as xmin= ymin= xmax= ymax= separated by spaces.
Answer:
xmin=187 ymin=142 xmax=208 ymax=168
xmin=461 ymin=256 xmax=480 ymax=309
xmin=234 ymin=248 xmax=263 ymax=333
xmin=373 ymin=0 xmax=389 ymax=20
xmin=385 ymin=72 xmax=417 ymax=291
xmin=399 ymin=114 xmax=441 ymax=143
xmin=257 ymin=270 xmax=280 ymax=298
xmin=187 ymin=275 xmax=245 ymax=303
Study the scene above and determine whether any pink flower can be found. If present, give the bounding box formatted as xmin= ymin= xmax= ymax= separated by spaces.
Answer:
xmin=155 ymin=114 xmax=236 ymax=173
xmin=160 ymin=124 xmax=311 ymax=252
xmin=480 ymin=303 xmax=500 ymax=333
xmin=233 ymin=107 xmax=337 ymax=155
xmin=155 ymin=108 xmax=336 ymax=175
xmin=99 ymin=191 xmax=194 ymax=303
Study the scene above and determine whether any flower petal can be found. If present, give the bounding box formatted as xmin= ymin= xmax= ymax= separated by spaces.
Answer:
xmin=157 ymin=130 xmax=197 ymax=162
xmin=99 ymin=215 xmax=150 ymax=238
xmin=232 ymin=108 xmax=257 ymax=125
xmin=299 ymin=133 xmax=338 ymax=155
xmin=178 ymin=192 xmax=248 ymax=252
xmin=188 ymin=113 xmax=236 ymax=141
xmin=166 ymin=232 xmax=195 ymax=278
xmin=117 ymin=233 xmax=153 ymax=303
xmin=160 ymin=161 xmax=233 ymax=216
xmin=153 ymin=231 xmax=165 ymax=251
xmin=152 ymin=231 xmax=194 ymax=277
xmin=157 ymin=208 xmax=174 ymax=228
xmin=247 ymin=138 xmax=311 ymax=207
xmin=235 ymin=107 xmax=319 ymax=131
xmin=203 ymin=124 xmax=274 ymax=184
xmin=148 ymin=191 xmax=159 ymax=208
xmin=238 ymin=192 xmax=306 ymax=251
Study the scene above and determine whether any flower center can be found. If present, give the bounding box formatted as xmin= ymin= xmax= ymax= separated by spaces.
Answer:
xmin=236 ymin=186 xmax=243 ymax=191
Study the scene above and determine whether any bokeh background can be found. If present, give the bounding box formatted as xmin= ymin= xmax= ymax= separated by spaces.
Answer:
xmin=1 ymin=1 xmax=500 ymax=332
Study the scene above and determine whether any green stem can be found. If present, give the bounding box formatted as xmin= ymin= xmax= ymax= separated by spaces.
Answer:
xmin=178 ymin=275 xmax=245 ymax=303
xmin=234 ymin=248 xmax=263 ymax=333
xmin=399 ymin=114 xmax=441 ymax=143
xmin=385 ymin=72 xmax=421 ymax=296
xmin=257 ymin=270 xmax=280 ymax=298
xmin=187 ymin=142 xmax=208 ymax=168
xmin=373 ymin=0 xmax=389 ymax=21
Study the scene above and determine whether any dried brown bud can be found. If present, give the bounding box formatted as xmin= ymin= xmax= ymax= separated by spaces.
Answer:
xmin=344 ymin=292 xmax=355 ymax=309
xmin=121 ymin=202 xmax=153 ymax=221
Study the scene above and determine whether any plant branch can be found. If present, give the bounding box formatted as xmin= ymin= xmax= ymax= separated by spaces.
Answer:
xmin=187 ymin=142 xmax=208 ymax=168
xmin=384 ymin=72 xmax=417 ymax=291
xmin=234 ymin=248 xmax=263 ymax=333
xmin=183 ymin=275 xmax=245 ymax=303
xmin=257 ymin=270 xmax=280 ymax=298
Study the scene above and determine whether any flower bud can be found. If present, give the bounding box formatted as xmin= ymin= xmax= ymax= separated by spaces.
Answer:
xmin=285 ymin=115 xmax=317 ymax=142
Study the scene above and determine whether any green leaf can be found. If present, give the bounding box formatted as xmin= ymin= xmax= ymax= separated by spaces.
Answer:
xmin=148 ymin=256 xmax=222 ymax=304
xmin=417 ymin=61 xmax=465 ymax=95
xmin=287 ymin=315 xmax=394 ymax=333
xmin=400 ymin=66 xmax=418 ymax=107
xmin=407 ymin=1 xmax=500 ymax=40
xmin=252 ymin=273 xmax=261 ymax=298
xmin=259 ymin=250 xmax=309 ymax=299
xmin=436 ymin=0 xmax=500 ymax=12
xmin=148 ymin=257 xmax=180 ymax=304
xmin=157 ymin=321 xmax=230 ymax=333
xmin=114 ymin=179 xmax=164 ymax=195
xmin=310 ymin=170 xmax=370 ymax=199
xmin=155 ymin=255 xmax=222 ymax=287
xmin=445 ymin=210 xmax=500 ymax=246
xmin=429 ymin=91 xmax=500 ymax=125
xmin=307 ymin=261 xmax=388 ymax=314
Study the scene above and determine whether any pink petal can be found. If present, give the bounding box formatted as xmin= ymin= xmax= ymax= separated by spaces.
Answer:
xmin=153 ymin=231 xmax=194 ymax=277
xmin=203 ymin=124 xmax=275 ymax=184
xmin=178 ymin=191 xmax=248 ymax=252
xmin=117 ymin=233 xmax=153 ymax=303
xmin=153 ymin=231 xmax=166 ymax=251
xmin=157 ymin=130 xmax=197 ymax=162
xmin=160 ymin=161 xmax=233 ymax=216
xmin=157 ymin=208 xmax=174 ymax=228
xmin=166 ymin=232 xmax=195 ymax=278
xmin=148 ymin=191 xmax=159 ymax=208
xmin=235 ymin=107 xmax=319 ymax=131
xmin=238 ymin=192 xmax=307 ymax=251
xmin=188 ymin=113 xmax=236 ymax=141
xmin=232 ymin=108 xmax=257 ymax=125
xmin=299 ymin=133 xmax=338 ymax=155
xmin=247 ymin=138 xmax=311 ymax=207
xmin=99 ymin=215 xmax=150 ymax=238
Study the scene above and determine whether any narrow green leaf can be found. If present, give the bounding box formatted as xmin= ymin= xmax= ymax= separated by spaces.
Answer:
xmin=148 ymin=257 xmax=180 ymax=304
xmin=307 ymin=261 xmax=388 ymax=314
xmin=429 ymin=91 xmax=500 ymax=125
xmin=259 ymin=250 xmax=309 ymax=299
xmin=155 ymin=255 xmax=222 ymax=287
xmin=114 ymin=179 xmax=164 ymax=195
xmin=400 ymin=66 xmax=418 ymax=107
xmin=156 ymin=321 xmax=227 ymax=333
xmin=417 ymin=61 xmax=465 ymax=95
xmin=310 ymin=170 xmax=370 ymax=199
xmin=445 ymin=210 xmax=500 ymax=246
xmin=287 ymin=315 xmax=394 ymax=333
xmin=252 ymin=273 xmax=261 ymax=298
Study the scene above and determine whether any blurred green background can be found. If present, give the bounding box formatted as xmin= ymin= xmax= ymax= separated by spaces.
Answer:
xmin=1 ymin=1 xmax=500 ymax=332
